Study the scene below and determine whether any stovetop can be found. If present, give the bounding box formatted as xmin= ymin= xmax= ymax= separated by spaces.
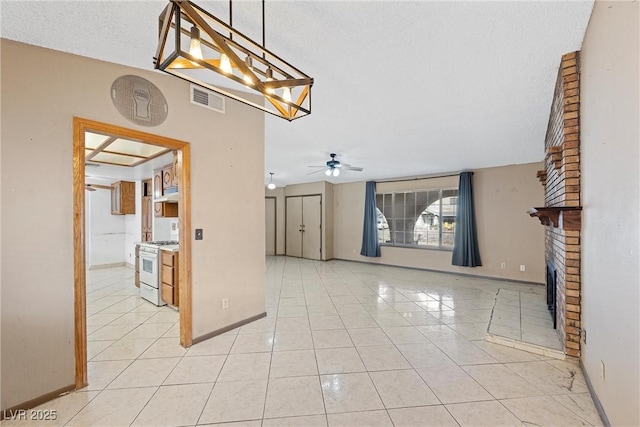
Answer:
xmin=147 ymin=240 xmax=179 ymax=246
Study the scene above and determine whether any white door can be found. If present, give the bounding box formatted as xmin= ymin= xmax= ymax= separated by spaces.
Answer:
xmin=302 ymin=195 xmax=322 ymax=260
xmin=286 ymin=197 xmax=303 ymax=257
xmin=286 ymin=195 xmax=322 ymax=260
xmin=265 ymin=197 xmax=276 ymax=255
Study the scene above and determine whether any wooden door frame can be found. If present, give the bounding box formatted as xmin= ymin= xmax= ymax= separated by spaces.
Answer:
xmin=73 ymin=117 xmax=192 ymax=389
xmin=284 ymin=194 xmax=322 ymax=259
xmin=265 ymin=196 xmax=277 ymax=255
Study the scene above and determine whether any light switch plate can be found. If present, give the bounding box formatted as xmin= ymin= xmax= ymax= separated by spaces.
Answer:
xmin=195 ymin=229 xmax=203 ymax=240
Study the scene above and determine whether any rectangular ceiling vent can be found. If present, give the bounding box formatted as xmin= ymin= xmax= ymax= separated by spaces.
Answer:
xmin=190 ymin=85 xmax=225 ymax=114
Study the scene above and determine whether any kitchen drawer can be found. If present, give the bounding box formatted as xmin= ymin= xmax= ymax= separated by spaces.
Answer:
xmin=161 ymin=251 xmax=175 ymax=267
xmin=161 ymin=282 xmax=174 ymax=305
xmin=162 ymin=264 xmax=175 ymax=285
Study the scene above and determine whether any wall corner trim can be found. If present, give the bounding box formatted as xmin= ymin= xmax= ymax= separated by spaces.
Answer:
xmin=581 ymin=360 xmax=611 ymax=427
xmin=192 ymin=312 xmax=267 ymax=345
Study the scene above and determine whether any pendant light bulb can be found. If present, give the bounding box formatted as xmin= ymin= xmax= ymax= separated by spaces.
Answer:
xmin=220 ymin=53 xmax=232 ymax=74
xmin=243 ymin=56 xmax=254 ymax=85
xmin=332 ymin=168 xmax=340 ymax=177
xmin=189 ymin=26 xmax=204 ymax=62
xmin=283 ymin=87 xmax=292 ymax=103
xmin=267 ymin=172 xmax=276 ymax=190
xmin=325 ymin=168 xmax=332 ymax=177
xmin=265 ymin=68 xmax=275 ymax=95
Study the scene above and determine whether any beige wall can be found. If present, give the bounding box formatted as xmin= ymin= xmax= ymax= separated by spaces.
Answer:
xmin=333 ymin=163 xmax=546 ymax=283
xmin=580 ymin=1 xmax=639 ymax=425
xmin=1 ymin=40 xmax=265 ymax=410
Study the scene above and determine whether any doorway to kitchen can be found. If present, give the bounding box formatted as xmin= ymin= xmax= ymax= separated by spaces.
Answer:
xmin=72 ymin=117 xmax=192 ymax=389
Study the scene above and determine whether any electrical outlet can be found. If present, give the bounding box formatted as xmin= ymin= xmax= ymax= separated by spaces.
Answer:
xmin=501 ymin=262 xmax=506 ymax=269
xmin=582 ymin=328 xmax=587 ymax=345
xmin=222 ymin=298 xmax=229 ymax=309
xmin=600 ymin=360 xmax=606 ymax=382
xmin=520 ymin=265 xmax=526 ymax=272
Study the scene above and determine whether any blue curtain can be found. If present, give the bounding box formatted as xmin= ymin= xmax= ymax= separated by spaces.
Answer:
xmin=360 ymin=181 xmax=381 ymax=257
xmin=452 ymin=172 xmax=482 ymax=267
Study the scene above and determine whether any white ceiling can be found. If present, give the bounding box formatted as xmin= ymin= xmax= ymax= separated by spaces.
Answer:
xmin=1 ymin=0 xmax=594 ymax=187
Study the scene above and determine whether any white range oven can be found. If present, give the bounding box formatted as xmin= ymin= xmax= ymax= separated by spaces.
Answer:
xmin=138 ymin=241 xmax=178 ymax=306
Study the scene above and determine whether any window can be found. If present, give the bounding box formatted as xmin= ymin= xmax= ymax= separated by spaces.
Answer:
xmin=376 ymin=188 xmax=458 ymax=249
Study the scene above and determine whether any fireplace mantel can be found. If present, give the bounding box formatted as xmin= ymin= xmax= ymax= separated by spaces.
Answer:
xmin=528 ymin=206 xmax=582 ymax=231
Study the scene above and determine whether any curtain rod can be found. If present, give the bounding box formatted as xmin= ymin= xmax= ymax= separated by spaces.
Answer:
xmin=375 ymin=171 xmax=471 ymax=184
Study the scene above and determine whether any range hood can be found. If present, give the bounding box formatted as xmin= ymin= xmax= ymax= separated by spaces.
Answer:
xmin=155 ymin=192 xmax=179 ymax=203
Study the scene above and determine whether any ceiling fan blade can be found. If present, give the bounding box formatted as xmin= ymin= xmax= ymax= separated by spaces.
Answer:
xmin=307 ymin=169 xmax=327 ymax=175
xmin=344 ymin=166 xmax=364 ymax=172
xmin=85 ymin=186 xmax=96 ymax=191
xmin=307 ymin=165 xmax=326 ymax=168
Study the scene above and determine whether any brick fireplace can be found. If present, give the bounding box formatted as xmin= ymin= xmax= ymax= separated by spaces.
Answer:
xmin=530 ymin=51 xmax=582 ymax=358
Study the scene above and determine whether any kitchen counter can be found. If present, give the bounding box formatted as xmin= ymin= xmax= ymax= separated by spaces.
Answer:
xmin=159 ymin=245 xmax=179 ymax=252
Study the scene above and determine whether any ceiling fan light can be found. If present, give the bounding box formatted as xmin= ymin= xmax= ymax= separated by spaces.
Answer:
xmin=332 ymin=168 xmax=340 ymax=177
xmin=220 ymin=53 xmax=232 ymax=74
xmin=325 ymin=168 xmax=332 ymax=177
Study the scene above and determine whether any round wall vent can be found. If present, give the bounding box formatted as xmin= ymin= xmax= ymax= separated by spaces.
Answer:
xmin=111 ymin=75 xmax=168 ymax=127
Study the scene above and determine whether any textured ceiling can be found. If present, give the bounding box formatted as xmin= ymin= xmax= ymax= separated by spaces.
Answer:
xmin=1 ymin=0 xmax=594 ymax=186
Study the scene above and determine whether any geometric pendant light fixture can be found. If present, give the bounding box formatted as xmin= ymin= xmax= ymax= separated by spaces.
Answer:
xmin=154 ymin=0 xmax=314 ymax=121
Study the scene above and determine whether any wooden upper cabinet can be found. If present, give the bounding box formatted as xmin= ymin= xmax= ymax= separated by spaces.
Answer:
xmin=141 ymin=178 xmax=153 ymax=240
xmin=162 ymin=165 xmax=173 ymax=193
xmin=172 ymin=152 xmax=179 ymax=187
xmin=153 ymin=159 xmax=178 ymax=218
xmin=153 ymin=170 xmax=163 ymax=199
xmin=111 ymin=181 xmax=135 ymax=215
xmin=155 ymin=201 xmax=178 ymax=218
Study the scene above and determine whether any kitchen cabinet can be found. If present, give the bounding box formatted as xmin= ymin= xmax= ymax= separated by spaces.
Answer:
xmin=154 ymin=201 xmax=178 ymax=218
xmin=141 ymin=179 xmax=153 ymax=241
xmin=172 ymin=152 xmax=179 ymax=187
xmin=162 ymin=164 xmax=174 ymax=193
xmin=154 ymin=153 xmax=179 ymax=218
xmin=134 ymin=244 xmax=140 ymax=288
xmin=161 ymin=250 xmax=179 ymax=306
xmin=153 ymin=170 xmax=163 ymax=199
xmin=111 ymin=181 xmax=135 ymax=215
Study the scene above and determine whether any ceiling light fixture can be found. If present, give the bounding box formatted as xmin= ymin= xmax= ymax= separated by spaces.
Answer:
xmin=188 ymin=26 xmax=203 ymax=61
xmin=267 ymin=172 xmax=276 ymax=190
xmin=325 ymin=167 xmax=340 ymax=177
xmin=154 ymin=0 xmax=313 ymax=121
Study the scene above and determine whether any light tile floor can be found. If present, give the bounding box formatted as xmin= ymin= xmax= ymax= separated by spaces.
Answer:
xmin=4 ymin=257 xmax=602 ymax=426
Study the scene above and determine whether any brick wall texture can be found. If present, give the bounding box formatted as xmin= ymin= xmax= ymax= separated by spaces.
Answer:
xmin=542 ymin=52 xmax=581 ymax=357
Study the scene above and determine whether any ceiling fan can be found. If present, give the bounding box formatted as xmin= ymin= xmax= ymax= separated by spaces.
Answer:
xmin=84 ymin=184 xmax=112 ymax=192
xmin=308 ymin=153 xmax=363 ymax=177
